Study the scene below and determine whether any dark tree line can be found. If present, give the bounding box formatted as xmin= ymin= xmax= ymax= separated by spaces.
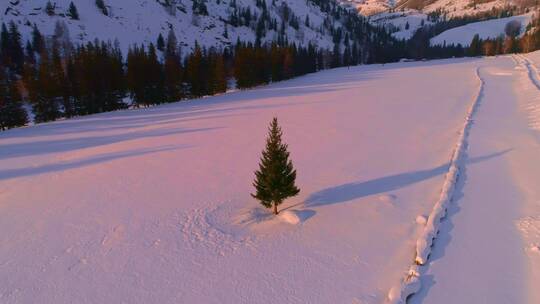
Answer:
xmin=468 ymin=16 xmax=540 ymax=56
xmin=2 ymin=20 xmax=374 ymax=128
xmin=0 ymin=21 xmax=27 ymax=130
xmin=234 ymin=41 xmax=322 ymax=88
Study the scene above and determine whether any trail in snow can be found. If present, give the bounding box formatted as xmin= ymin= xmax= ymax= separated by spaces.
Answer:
xmin=513 ymin=54 xmax=540 ymax=148
xmin=386 ymin=67 xmax=485 ymax=303
xmin=518 ymin=54 xmax=540 ymax=90
xmin=513 ymin=53 xmax=540 ymax=304
xmin=409 ymin=55 xmax=540 ymax=303
xmin=515 ymin=54 xmax=540 ymax=132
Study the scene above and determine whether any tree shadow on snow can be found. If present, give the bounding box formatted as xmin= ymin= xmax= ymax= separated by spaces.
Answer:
xmin=0 ymin=126 xmax=217 ymax=160
xmin=305 ymin=149 xmax=511 ymax=207
xmin=295 ymin=209 xmax=316 ymax=222
xmin=0 ymin=145 xmax=190 ymax=181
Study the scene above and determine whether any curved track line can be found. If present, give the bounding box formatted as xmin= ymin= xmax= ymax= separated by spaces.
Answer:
xmin=385 ymin=67 xmax=485 ymax=304
xmin=517 ymin=54 xmax=540 ymax=90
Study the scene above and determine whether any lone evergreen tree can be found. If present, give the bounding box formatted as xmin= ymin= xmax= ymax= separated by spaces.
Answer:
xmin=31 ymin=24 xmax=44 ymax=54
xmin=157 ymin=33 xmax=165 ymax=51
xmin=95 ymin=0 xmax=109 ymax=16
xmin=68 ymin=2 xmax=80 ymax=20
xmin=45 ymin=1 xmax=55 ymax=16
xmin=0 ymin=67 xmax=28 ymax=130
xmin=252 ymin=117 xmax=300 ymax=215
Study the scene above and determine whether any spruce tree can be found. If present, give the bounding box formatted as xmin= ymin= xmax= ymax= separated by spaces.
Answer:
xmin=166 ymin=28 xmax=178 ymax=56
xmin=0 ymin=24 xmax=9 ymax=66
xmin=157 ymin=33 xmax=165 ymax=51
xmin=68 ymin=2 xmax=80 ymax=20
xmin=164 ymin=52 xmax=183 ymax=102
xmin=185 ymin=43 xmax=203 ymax=96
xmin=96 ymin=0 xmax=109 ymax=16
xmin=212 ymin=53 xmax=227 ymax=94
xmin=32 ymin=24 xmax=44 ymax=54
xmin=45 ymin=1 xmax=55 ymax=16
xmin=468 ymin=34 xmax=482 ymax=56
xmin=7 ymin=21 xmax=24 ymax=73
xmin=223 ymin=24 xmax=229 ymax=39
xmin=252 ymin=117 xmax=300 ymax=215
xmin=31 ymin=48 xmax=61 ymax=123
xmin=0 ymin=67 xmax=28 ymax=130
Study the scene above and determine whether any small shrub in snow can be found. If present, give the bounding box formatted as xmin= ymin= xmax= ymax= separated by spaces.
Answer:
xmin=252 ymin=117 xmax=300 ymax=215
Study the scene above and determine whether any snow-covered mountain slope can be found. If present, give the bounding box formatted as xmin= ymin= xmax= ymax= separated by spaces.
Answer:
xmin=430 ymin=13 xmax=534 ymax=46
xmin=344 ymin=0 xmax=395 ymax=16
xmin=357 ymin=0 xmax=538 ymax=41
xmin=394 ymin=0 xmax=536 ymax=18
xmin=369 ymin=10 xmax=431 ymax=40
xmin=347 ymin=0 xmax=538 ymax=37
xmin=421 ymin=0 xmax=523 ymax=18
xmin=1 ymin=0 xmax=339 ymax=53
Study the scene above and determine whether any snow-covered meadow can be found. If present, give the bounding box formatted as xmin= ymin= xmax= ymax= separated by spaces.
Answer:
xmin=2 ymin=52 xmax=540 ymax=303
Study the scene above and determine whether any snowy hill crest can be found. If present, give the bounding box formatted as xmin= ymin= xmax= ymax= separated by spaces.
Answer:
xmin=344 ymin=0 xmax=539 ymax=17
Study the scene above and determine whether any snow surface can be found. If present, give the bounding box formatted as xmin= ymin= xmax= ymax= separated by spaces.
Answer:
xmin=407 ymin=53 xmax=540 ymax=304
xmin=388 ymin=64 xmax=484 ymax=304
xmin=2 ymin=52 xmax=540 ymax=303
xmin=0 ymin=57 xmax=482 ymax=303
xmin=430 ymin=13 xmax=535 ymax=47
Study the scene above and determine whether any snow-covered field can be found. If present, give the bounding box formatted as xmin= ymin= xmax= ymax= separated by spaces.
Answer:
xmin=430 ymin=13 xmax=534 ymax=47
xmin=2 ymin=52 xmax=540 ymax=303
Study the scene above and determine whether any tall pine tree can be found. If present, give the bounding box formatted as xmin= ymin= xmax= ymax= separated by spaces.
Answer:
xmin=30 ymin=48 xmax=61 ymax=123
xmin=252 ymin=117 xmax=300 ymax=215
xmin=68 ymin=2 xmax=80 ymax=20
xmin=0 ymin=66 xmax=28 ymax=130
xmin=95 ymin=0 xmax=109 ymax=16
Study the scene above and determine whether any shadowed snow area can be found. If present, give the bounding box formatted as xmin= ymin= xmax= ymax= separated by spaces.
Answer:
xmin=1 ymin=54 xmax=540 ymax=303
